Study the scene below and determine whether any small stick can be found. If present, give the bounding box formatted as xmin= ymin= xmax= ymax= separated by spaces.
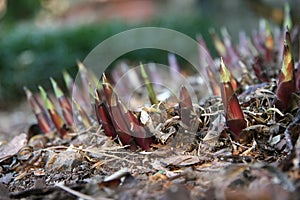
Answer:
xmin=55 ymin=182 xmax=97 ymax=200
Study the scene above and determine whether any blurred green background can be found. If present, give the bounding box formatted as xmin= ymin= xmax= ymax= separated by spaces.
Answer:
xmin=0 ymin=0 xmax=299 ymax=109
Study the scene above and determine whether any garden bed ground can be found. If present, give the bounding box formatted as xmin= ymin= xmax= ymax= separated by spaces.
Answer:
xmin=1 ymin=82 xmax=300 ymax=199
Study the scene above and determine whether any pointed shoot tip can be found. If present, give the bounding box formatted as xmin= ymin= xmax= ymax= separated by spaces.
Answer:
xmin=220 ymin=58 xmax=231 ymax=83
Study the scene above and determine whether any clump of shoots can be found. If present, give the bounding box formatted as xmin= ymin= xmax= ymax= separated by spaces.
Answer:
xmin=179 ymin=86 xmax=193 ymax=127
xmin=62 ymin=70 xmax=74 ymax=94
xmin=260 ymin=19 xmax=274 ymax=62
xmin=63 ymin=70 xmax=86 ymax=110
xmin=140 ymin=63 xmax=158 ymax=105
xmin=197 ymin=34 xmax=217 ymax=72
xmin=50 ymin=78 xmax=73 ymax=126
xmin=220 ymin=58 xmax=247 ymax=138
xmin=72 ymin=98 xmax=92 ymax=129
xmin=95 ymin=88 xmax=117 ymax=139
xmin=77 ymin=61 xmax=97 ymax=114
xmin=265 ymin=23 xmax=274 ymax=62
xmin=100 ymin=76 xmax=137 ymax=149
xmin=252 ymin=56 xmax=270 ymax=82
xmin=210 ymin=29 xmax=226 ymax=59
xmin=168 ymin=53 xmax=181 ymax=81
xmin=206 ymin=66 xmax=221 ymax=96
xmin=197 ymin=34 xmax=221 ymax=95
xmin=273 ymin=39 xmax=296 ymax=112
xmin=24 ymin=87 xmax=52 ymax=134
xmin=229 ymin=70 xmax=240 ymax=92
xmin=283 ymin=2 xmax=292 ymax=29
xmin=39 ymin=86 xmax=68 ymax=137
xmin=25 ymin=3 xmax=298 ymax=152
xmin=220 ymin=27 xmax=240 ymax=67
xmin=118 ymin=99 xmax=153 ymax=150
xmin=285 ymin=28 xmax=292 ymax=55
xmin=95 ymin=74 xmax=154 ymax=150
xmin=109 ymin=90 xmax=137 ymax=150
xmin=102 ymin=74 xmax=114 ymax=104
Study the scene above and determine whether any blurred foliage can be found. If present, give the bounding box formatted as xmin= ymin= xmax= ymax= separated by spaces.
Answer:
xmin=0 ymin=14 xmax=211 ymax=108
xmin=3 ymin=0 xmax=41 ymax=26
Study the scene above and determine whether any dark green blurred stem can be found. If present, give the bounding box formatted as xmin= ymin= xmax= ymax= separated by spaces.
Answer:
xmin=140 ymin=64 xmax=158 ymax=105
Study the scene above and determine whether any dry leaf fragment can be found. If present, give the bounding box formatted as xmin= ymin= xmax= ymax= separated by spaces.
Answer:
xmin=0 ymin=133 xmax=27 ymax=161
xmin=162 ymin=155 xmax=200 ymax=168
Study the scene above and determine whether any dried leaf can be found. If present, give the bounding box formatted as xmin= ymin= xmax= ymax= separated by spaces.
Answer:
xmin=203 ymin=114 xmax=225 ymax=147
xmin=0 ymin=133 xmax=27 ymax=161
xmin=162 ymin=155 xmax=200 ymax=168
xmin=99 ymin=168 xmax=133 ymax=189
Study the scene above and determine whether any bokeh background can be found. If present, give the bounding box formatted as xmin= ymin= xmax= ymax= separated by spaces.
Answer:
xmin=0 ymin=0 xmax=299 ymax=138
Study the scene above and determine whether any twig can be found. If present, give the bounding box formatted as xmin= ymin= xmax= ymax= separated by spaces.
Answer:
xmin=82 ymin=149 xmax=136 ymax=164
xmin=243 ymin=110 xmax=263 ymax=116
xmin=201 ymin=110 xmax=223 ymax=116
xmin=66 ymin=125 xmax=97 ymax=136
xmin=266 ymin=107 xmax=284 ymax=116
xmin=231 ymin=141 xmax=250 ymax=149
xmin=55 ymin=182 xmax=103 ymax=200
xmin=241 ymin=140 xmax=257 ymax=156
